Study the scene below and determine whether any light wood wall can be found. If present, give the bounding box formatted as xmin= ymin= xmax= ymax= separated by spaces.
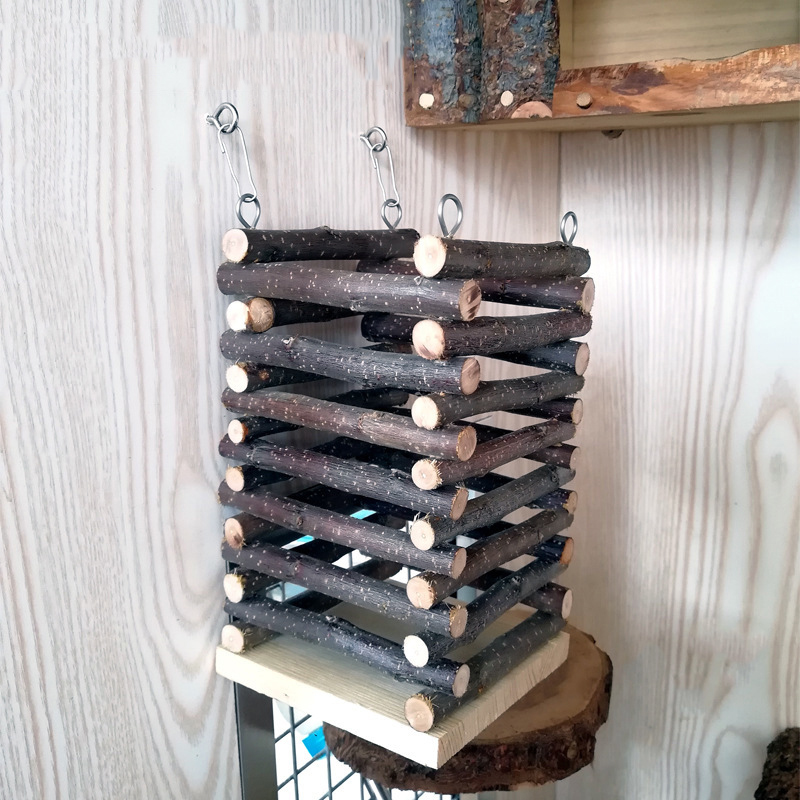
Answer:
xmin=0 ymin=3 xmax=796 ymax=798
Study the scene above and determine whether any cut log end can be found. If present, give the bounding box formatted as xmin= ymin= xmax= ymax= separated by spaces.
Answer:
xmin=580 ymin=278 xmax=596 ymax=315
xmin=574 ymin=343 xmax=591 ymax=376
xmin=453 ymin=663 xmax=471 ymax=699
xmin=458 ymin=280 xmax=482 ymax=321
xmin=407 ymin=574 xmax=437 ymax=609
xmin=572 ymin=399 xmax=584 ymax=425
xmin=226 ymin=298 xmax=274 ymax=333
xmin=561 ymin=588 xmax=574 ymax=619
xmin=413 ymin=235 xmax=447 ymax=278
xmin=222 ymin=228 xmax=250 ymax=263
xmin=460 ymin=358 xmax=481 ymax=395
xmin=561 ymin=537 xmax=575 ymax=565
xmin=226 ymin=364 xmax=250 ymax=393
xmin=412 ymin=319 xmax=446 ymax=360
xmin=563 ymin=490 xmax=578 ymax=515
xmin=452 ymin=548 xmax=467 ymax=578
xmin=411 ymin=460 xmax=442 ymax=491
xmin=409 ymin=519 xmax=437 ymax=552
xmin=404 ymin=694 xmax=436 ymax=732
xmin=225 ymin=466 xmax=247 ymax=492
xmin=411 ymin=396 xmax=442 ymax=430
xmin=450 ymin=488 xmax=469 ymax=520
xmin=227 ymin=419 xmax=247 ymax=444
xmin=222 ymin=573 xmax=246 ymax=603
xmin=448 ymin=603 xmax=468 ymax=639
xmin=403 ymin=634 xmax=430 ymax=668
xmin=456 ymin=425 xmax=478 ymax=461
xmin=567 ymin=447 xmax=582 ymax=471
xmin=220 ymin=623 xmax=248 ymax=653
xmin=223 ymin=517 xmax=247 ymax=549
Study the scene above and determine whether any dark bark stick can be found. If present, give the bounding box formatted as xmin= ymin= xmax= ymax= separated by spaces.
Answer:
xmin=218 ymin=262 xmax=481 ymax=322
xmin=222 ymin=227 xmax=419 ymax=264
xmin=491 ymin=340 xmax=590 ymax=376
xmin=412 ymin=419 xmax=574 ymax=489
xmin=403 ymin=557 xmax=566 ymax=665
xmin=413 ymin=236 xmax=590 ymax=279
xmin=410 ymin=465 xmax=574 ymax=549
xmin=407 ymin=509 xmax=573 ymax=609
xmin=224 ymin=464 xmax=286 ymax=492
xmin=467 ymin=566 xmax=572 ymax=617
xmin=226 ymin=297 xmax=357 ymax=333
xmin=225 ymin=596 xmax=471 ymax=697
xmin=513 ymin=397 xmax=584 ymax=425
xmin=222 ymin=389 xmax=477 ymax=461
xmin=225 ymin=362 xmax=322 ymax=393
xmin=218 ymin=482 xmax=467 ymax=577
xmin=222 ymin=541 xmax=467 ymax=639
xmin=219 ymin=437 xmax=468 ymax=519
xmin=413 ymin=312 xmax=592 ymax=360
xmin=220 ymin=330 xmax=480 ymax=396
xmin=531 ymin=444 xmax=580 ymax=470
xmin=404 ymin=612 xmax=566 ymax=731
xmin=412 ymin=372 xmax=584 ymax=430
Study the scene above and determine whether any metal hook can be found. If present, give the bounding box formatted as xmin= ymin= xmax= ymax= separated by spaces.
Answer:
xmin=360 ymin=126 xmax=402 ymax=230
xmin=206 ymin=101 xmax=261 ymax=228
xmin=437 ymin=194 xmax=463 ymax=239
xmin=560 ymin=211 xmax=578 ymax=245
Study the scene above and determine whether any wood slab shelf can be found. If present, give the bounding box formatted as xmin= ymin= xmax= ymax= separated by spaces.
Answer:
xmin=403 ymin=0 xmax=800 ymax=132
xmin=216 ymin=605 xmax=569 ymax=769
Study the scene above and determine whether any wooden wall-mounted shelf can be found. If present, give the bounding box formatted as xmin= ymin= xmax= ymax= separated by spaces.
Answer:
xmin=403 ymin=0 xmax=800 ymax=131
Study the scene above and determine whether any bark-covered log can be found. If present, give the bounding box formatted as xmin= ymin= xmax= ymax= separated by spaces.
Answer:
xmin=412 ymin=373 xmax=584 ymax=430
xmin=220 ymin=622 xmax=273 ymax=654
xmin=220 ymin=330 xmax=480 ymax=396
xmin=460 ymin=479 xmax=577 ymax=515
xmin=227 ymin=416 xmax=298 ymax=444
xmin=402 ymin=0 xmax=482 ymax=126
xmin=412 ymin=419 xmax=574 ymax=490
xmin=361 ymin=313 xmax=419 ymax=344
xmin=480 ymin=0 xmax=560 ymax=122
xmin=218 ymin=262 xmax=481 ymax=322
xmin=404 ymin=558 xmax=566 ymax=666
xmin=531 ymin=443 xmax=580 ymax=470
xmin=220 ymin=437 xmax=468 ymax=519
xmin=468 ymin=565 xmax=572 ymax=618
xmin=218 ymin=483 xmax=467 ymax=577
xmin=222 ymin=227 xmax=419 ymax=264
xmin=492 ymin=340 xmax=590 ymax=376
xmin=224 ymin=464 xmax=286 ymax=492
xmin=407 ymin=509 xmax=573 ymax=609
xmin=479 ymin=276 xmax=595 ymax=314
xmin=222 ymin=541 xmax=468 ymax=639
xmin=413 ymin=312 xmax=592 ymax=361
xmin=515 ymin=397 xmax=584 ymax=425
xmin=223 ymin=389 xmax=477 ymax=461
xmin=413 ymin=236 xmax=590 ymax=279
xmin=225 ymin=596 xmax=471 ymax=697
xmin=404 ymin=613 xmax=566 ymax=731
xmin=410 ymin=465 xmax=574 ymax=550
xmin=226 ymin=297 xmax=357 ymax=333
xmin=225 ymin=362 xmax=321 ymax=393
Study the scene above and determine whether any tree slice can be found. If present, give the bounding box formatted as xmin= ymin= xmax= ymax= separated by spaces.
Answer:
xmin=324 ymin=626 xmax=612 ymax=793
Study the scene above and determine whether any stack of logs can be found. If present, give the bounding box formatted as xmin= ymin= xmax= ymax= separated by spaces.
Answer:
xmin=217 ymin=225 xmax=592 ymax=733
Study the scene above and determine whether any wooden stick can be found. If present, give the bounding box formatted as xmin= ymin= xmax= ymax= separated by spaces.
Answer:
xmin=222 ymin=227 xmax=419 ymax=264
xmin=467 ymin=565 xmax=572 ymax=618
xmin=404 ymin=612 xmax=566 ymax=731
xmin=222 ymin=541 xmax=468 ymax=639
xmin=514 ymin=397 xmax=584 ymax=425
xmin=222 ymin=389 xmax=477 ymax=461
xmin=531 ymin=443 xmax=580 ymax=470
xmin=410 ymin=465 xmax=573 ymax=550
xmin=218 ymin=483 xmax=467 ymax=578
xmin=225 ymin=362 xmax=321 ymax=393
xmin=218 ymin=263 xmax=481 ymax=322
xmin=412 ymin=419 xmax=575 ymax=490
xmin=412 ymin=312 xmax=592 ymax=361
xmin=413 ymin=236 xmax=590 ymax=280
xmin=220 ymin=331 xmax=481 ymax=396
xmin=407 ymin=509 xmax=573 ymax=609
xmin=224 ymin=464 xmax=286 ymax=492
xmin=492 ymin=340 xmax=590 ymax=376
xmin=225 ymin=596 xmax=471 ymax=697
xmin=220 ymin=437 xmax=469 ymax=519
xmin=403 ymin=558 xmax=566 ymax=666
xmin=412 ymin=373 xmax=584 ymax=430
xmin=226 ymin=297 xmax=357 ymax=333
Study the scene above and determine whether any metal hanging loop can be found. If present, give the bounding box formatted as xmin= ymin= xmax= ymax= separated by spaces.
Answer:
xmin=437 ymin=194 xmax=463 ymax=239
xmin=206 ymin=101 xmax=261 ymax=228
xmin=560 ymin=211 xmax=578 ymax=245
xmin=360 ymin=126 xmax=402 ymax=230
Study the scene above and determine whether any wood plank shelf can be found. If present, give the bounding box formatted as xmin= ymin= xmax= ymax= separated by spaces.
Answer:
xmin=403 ymin=0 xmax=800 ymax=131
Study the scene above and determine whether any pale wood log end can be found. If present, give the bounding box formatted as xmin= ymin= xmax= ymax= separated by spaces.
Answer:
xmin=227 ymin=419 xmax=247 ymax=444
xmin=459 ymin=279 xmax=482 ymax=321
xmin=222 ymin=228 xmax=249 ymax=263
xmin=561 ymin=588 xmax=574 ymax=619
xmin=563 ymin=490 xmax=578 ymax=515
xmin=225 ymin=466 xmax=246 ymax=492
xmin=409 ymin=518 xmax=437 ymax=552
xmin=575 ymin=342 xmax=590 ymax=376
xmin=411 ymin=396 xmax=443 ymax=430
xmin=226 ymin=364 xmax=250 ymax=393
xmin=403 ymin=634 xmax=430 ymax=668
xmin=407 ymin=574 xmax=437 ymax=610
xmin=460 ymin=357 xmax=481 ymax=395
xmin=227 ymin=297 xmax=274 ymax=333
xmin=580 ymin=278 xmax=595 ymax=315
xmin=572 ymin=398 xmax=584 ymax=425
xmin=452 ymin=663 xmax=471 ymax=699
xmin=450 ymin=487 xmax=469 ymax=520
xmin=220 ymin=623 xmax=248 ymax=653
xmin=411 ymin=459 xmax=442 ymax=490
xmin=224 ymin=516 xmax=246 ymax=549
xmin=560 ymin=537 xmax=575 ymax=565
xmin=452 ymin=548 xmax=467 ymax=578
xmin=404 ymin=694 xmax=436 ymax=732
xmin=223 ymin=572 xmax=246 ymax=603
xmin=414 ymin=234 xmax=447 ymax=278
xmin=413 ymin=319 xmax=446 ymax=360
xmin=456 ymin=425 xmax=478 ymax=460
xmin=448 ymin=601 xmax=468 ymax=639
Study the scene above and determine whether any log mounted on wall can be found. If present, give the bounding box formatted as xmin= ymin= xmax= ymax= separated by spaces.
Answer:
xmin=218 ymin=262 xmax=481 ymax=321
xmin=222 ymin=227 xmax=419 ymax=264
xmin=218 ymin=483 xmax=467 ymax=577
xmin=226 ymin=297 xmax=357 ymax=333
xmin=222 ymin=389 xmax=477 ymax=461
xmin=412 ymin=372 xmax=584 ymax=429
xmin=413 ymin=236 xmax=590 ymax=279
xmin=225 ymin=596 xmax=471 ymax=697
xmin=404 ymin=612 xmax=566 ymax=731
xmin=492 ymin=340 xmax=590 ymax=376
xmin=221 ymin=541 xmax=468 ymax=639
xmin=407 ymin=510 xmax=573 ymax=609
xmin=220 ymin=331 xmax=480 ymax=395
xmin=225 ymin=362 xmax=321 ymax=393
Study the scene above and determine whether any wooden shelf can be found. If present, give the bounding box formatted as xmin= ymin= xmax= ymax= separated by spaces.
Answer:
xmin=403 ymin=0 xmax=800 ymax=131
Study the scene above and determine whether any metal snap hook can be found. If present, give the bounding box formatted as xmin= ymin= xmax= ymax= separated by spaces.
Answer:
xmin=560 ymin=211 xmax=578 ymax=245
xmin=236 ymin=193 xmax=262 ymax=229
xmin=359 ymin=126 xmax=388 ymax=153
xmin=438 ymin=194 xmax=463 ymax=239
xmin=381 ymin=198 xmax=402 ymax=230
xmin=206 ymin=102 xmax=239 ymax=135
